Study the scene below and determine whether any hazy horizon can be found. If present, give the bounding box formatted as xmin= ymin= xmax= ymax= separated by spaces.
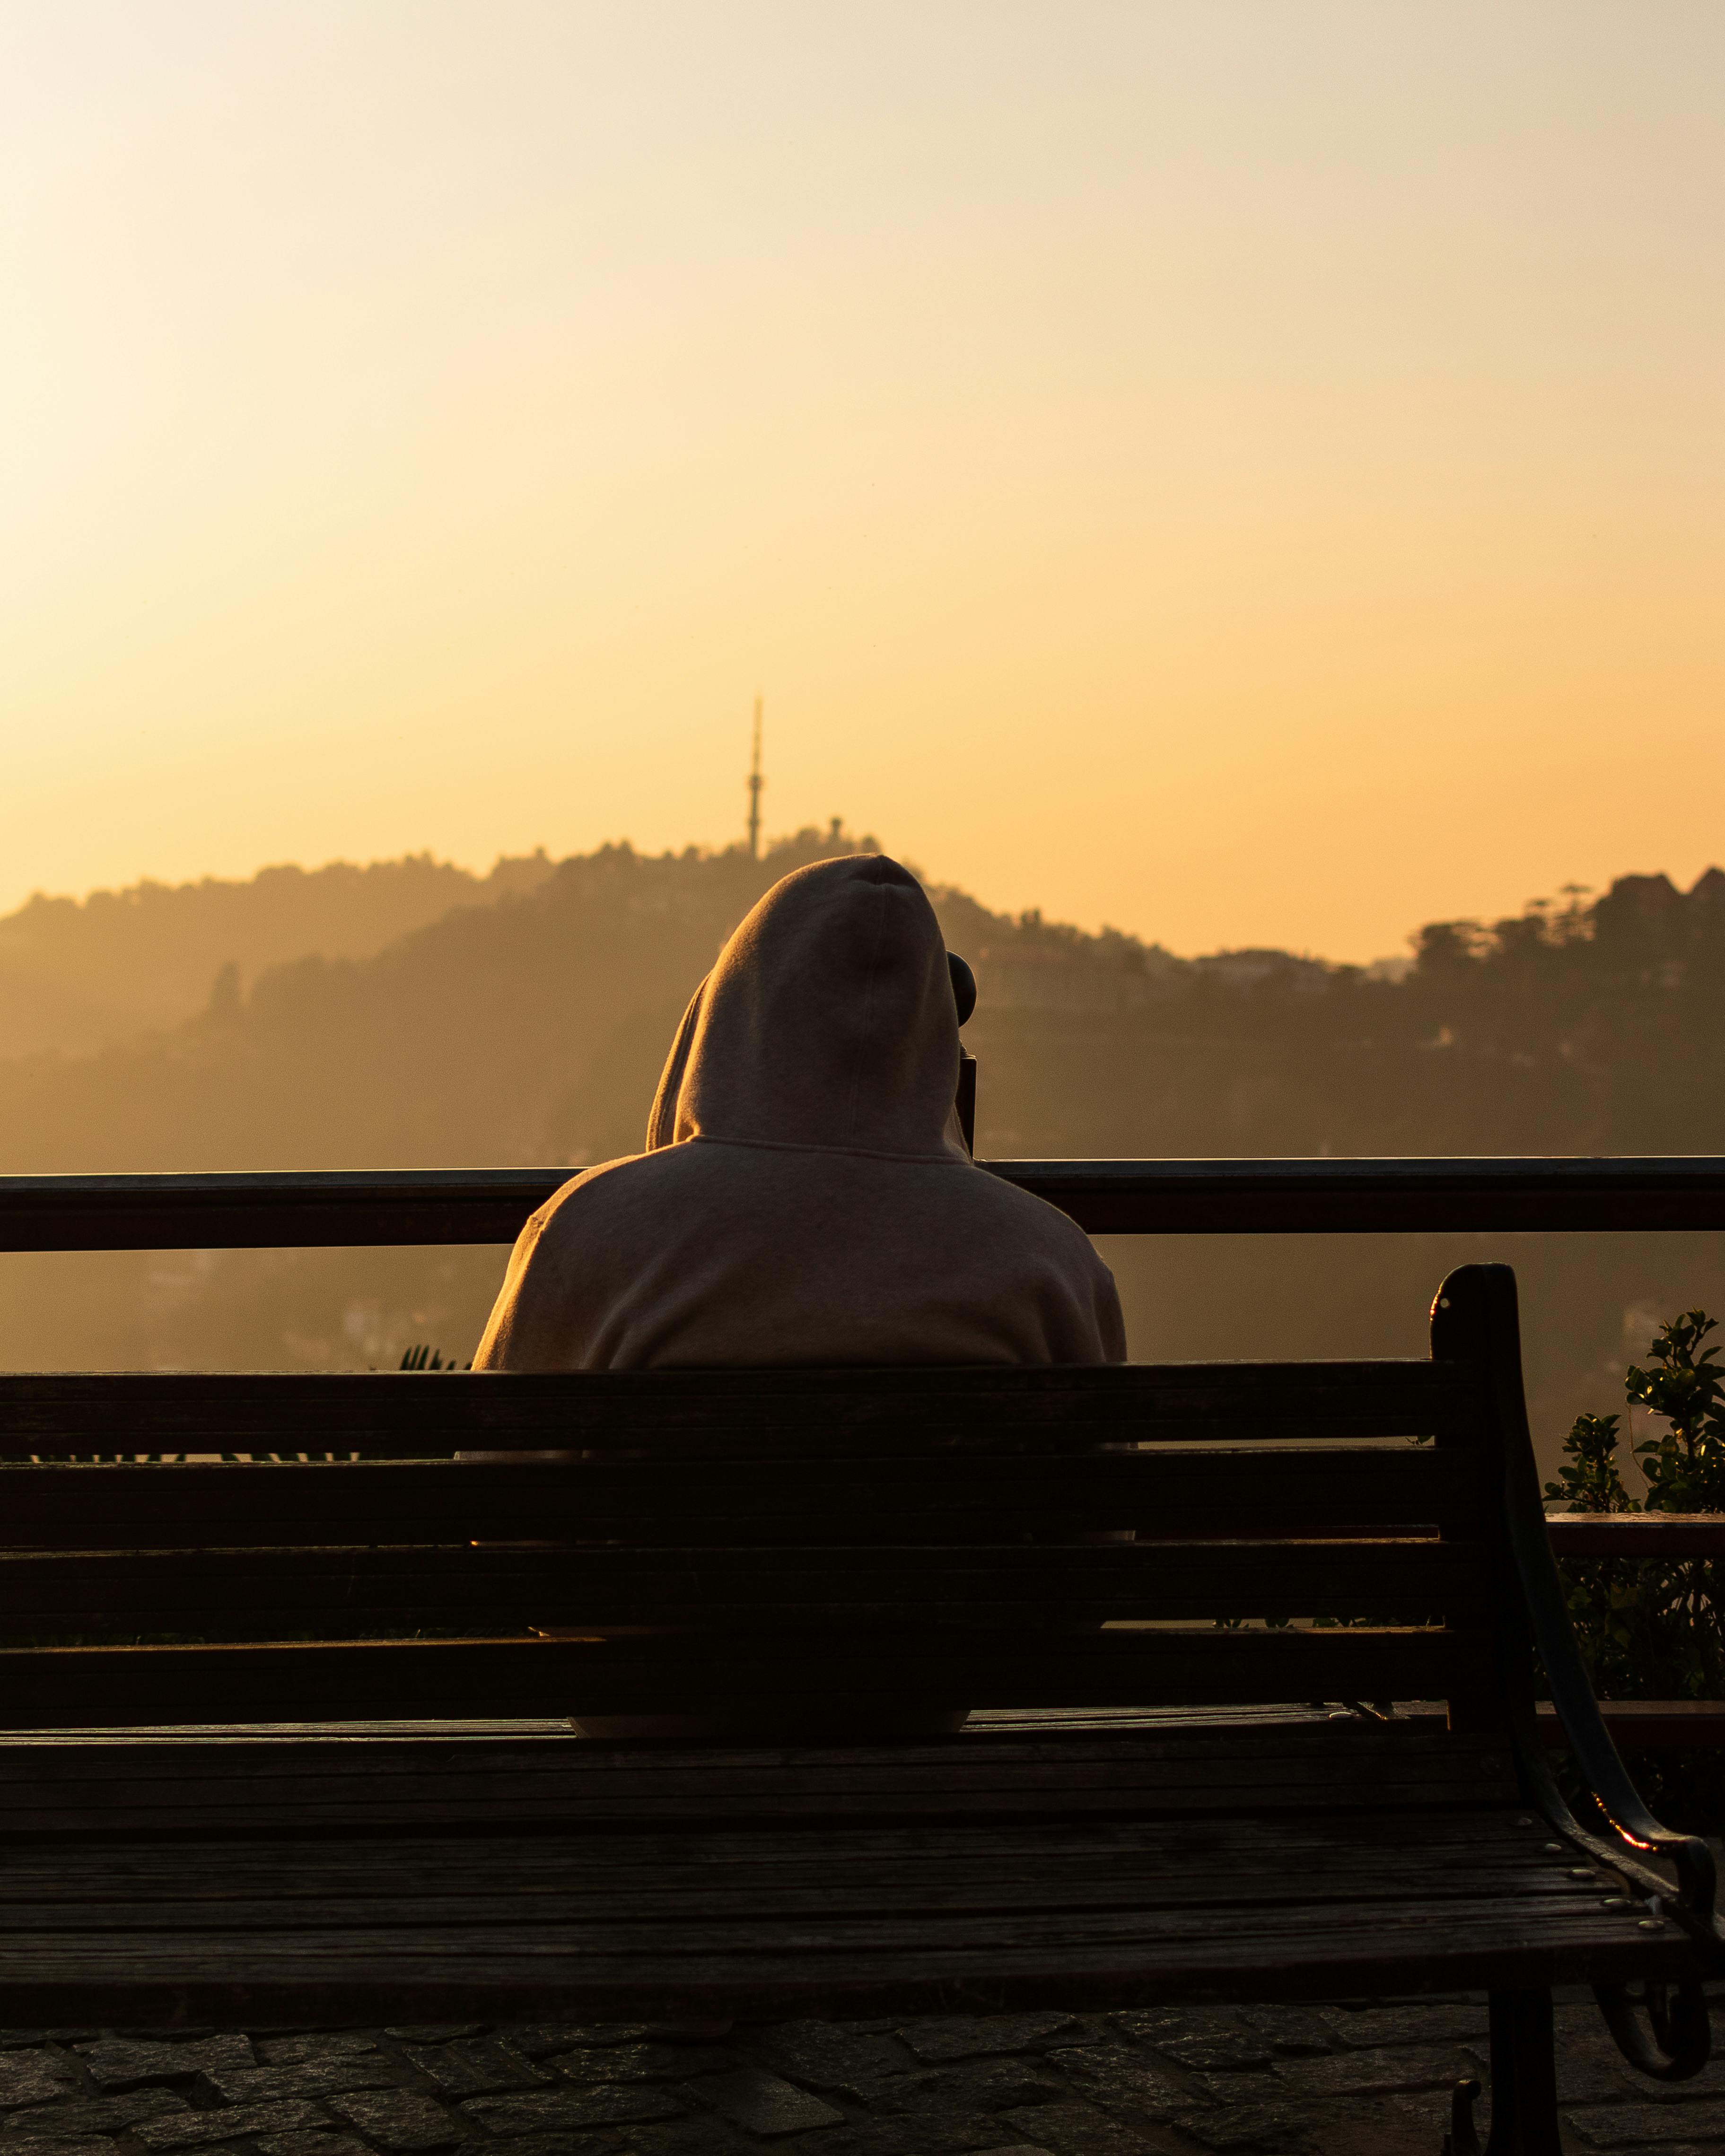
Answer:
xmin=0 ymin=824 xmax=1718 ymax=1478
xmin=6 ymin=1 xmax=1722 ymax=961
xmin=8 ymin=830 xmax=1719 ymax=975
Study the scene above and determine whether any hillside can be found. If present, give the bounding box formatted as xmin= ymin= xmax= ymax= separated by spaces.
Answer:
xmin=975 ymin=868 xmax=1725 ymax=1160
xmin=0 ymin=835 xmax=1721 ymax=1475
xmin=0 ymin=851 xmax=555 ymax=1059
xmin=0 ymin=839 xmax=1717 ymax=1177
xmin=0 ymin=827 xmax=1176 ymax=1175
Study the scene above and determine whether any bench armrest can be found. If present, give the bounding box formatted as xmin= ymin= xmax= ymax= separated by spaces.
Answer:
xmin=1509 ymin=1451 xmax=1718 ymax=1926
xmin=1437 ymin=1266 xmax=1719 ymax=1937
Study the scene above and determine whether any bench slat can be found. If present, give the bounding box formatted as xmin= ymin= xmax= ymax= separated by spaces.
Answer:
xmin=0 ymin=1540 xmax=1485 ymax=1631
xmin=0 ymin=1843 xmax=1618 ymax=1922
xmin=0 ymin=1630 xmax=1491 ymax=1728
xmin=0 ymin=1725 xmax=1521 ymax=1829
xmin=0 ymin=1800 xmax=1690 ymax=2021
xmin=0 ymin=1449 xmax=1470 ymax=1550
xmin=0 ymin=1362 xmax=1478 ymax=1454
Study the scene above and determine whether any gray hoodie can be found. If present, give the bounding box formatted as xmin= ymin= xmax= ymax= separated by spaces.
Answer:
xmin=474 ymin=852 xmax=1125 ymax=1370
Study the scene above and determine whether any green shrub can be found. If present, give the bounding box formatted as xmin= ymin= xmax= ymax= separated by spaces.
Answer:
xmin=1545 ymin=1309 xmax=1725 ymax=1831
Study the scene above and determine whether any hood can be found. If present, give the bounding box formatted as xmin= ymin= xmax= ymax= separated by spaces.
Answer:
xmin=645 ymin=854 xmax=965 ymax=1159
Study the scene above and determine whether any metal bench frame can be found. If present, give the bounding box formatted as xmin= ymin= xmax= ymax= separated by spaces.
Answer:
xmin=0 ymin=1261 xmax=1714 ymax=2153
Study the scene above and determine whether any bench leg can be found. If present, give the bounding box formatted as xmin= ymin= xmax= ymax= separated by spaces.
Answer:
xmin=1477 ymin=1989 xmax=1562 ymax=2156
xmin=1443 ymin=2075 xmax=1482 ymax=2155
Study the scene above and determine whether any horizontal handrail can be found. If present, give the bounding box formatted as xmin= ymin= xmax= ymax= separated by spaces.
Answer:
xmin=1537 ymin=1702 xmax=1725 ymax=1749
xmin=0 ymin=1155 xmax=1720 ymax=1250
xmin=1546 ymin=1514 xmax=1725 ymax=1559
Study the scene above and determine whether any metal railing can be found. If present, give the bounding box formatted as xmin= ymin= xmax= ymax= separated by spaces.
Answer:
xmin=1548 ymin=1516 xmax=1725 ymax=1560
xmin=0 ymin=1155 xmax=1723 ymax=1249
xmin=1 ymin=1154 xmax=1721 ymax=1746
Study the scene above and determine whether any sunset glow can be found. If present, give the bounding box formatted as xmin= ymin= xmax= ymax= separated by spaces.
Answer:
xmin=3 ymin=1 xmax=1720 ymax=958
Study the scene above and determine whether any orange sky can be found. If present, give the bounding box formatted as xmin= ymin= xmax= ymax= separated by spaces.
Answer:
xmin=2 ymin=2 xmax=1720 ymax=961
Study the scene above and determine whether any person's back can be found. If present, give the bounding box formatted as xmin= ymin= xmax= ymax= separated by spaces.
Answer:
xmin=474 ymin=853 xmax=1125 ymax=1737
xmin=475 ymin=852 xmax=1125 ymax=1372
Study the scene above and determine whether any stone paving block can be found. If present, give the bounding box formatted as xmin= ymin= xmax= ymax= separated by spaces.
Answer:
xmin=0 ymin=2140 xmax=114 ymax=2156
xmin=816 ymin=2060 xmax=1064 ymax=2119
xmin=1109 ymin=2012 xmax=1270 ymax=2073
xmin=379 ymin=2031 xmax=481 ymax=2047
xmin=255 ymin=2039 xmax=382 ymax=2069
xmin=806 ymin=2122 xmax=1047 ymax=2156
xmin=1042 ymin=2016 xmax=1121 ymax=2052
xmin=1553 ymin=2041 xmax=1646 ymax=2108
xmin=1320 ymin=2004 xmax=1488 ymax=2050
xmin=254 ymin=2136 xmax=377 ymax=2156
xmin=477 ymin=2139 xmax=615 ymax=2156
xmin=74 ymin=2037 xmax=257 ymax=2094
xmin=546 ymin=2043 xmax=740 ymax=2085
xmin=1232 ymin=2007 xmax=1337 ymax=2057
xmin=1315 ymin=2088 xmax=1460 ymax=2156
xmin=901 ymin=2062 xmax=1067 ymax=2118
xmin=756 ymin=2063 xmax=916 ymax=2111
xmin=619 ymin=2121 xmax=759 ymax=2156
xmin=1170 ymin=2101 xmax=1316 ymax=2152
xmin=751 ymin=2022 xmax=914 ymax=2090
xmin=997 ymin=2101 xmax=1161 ymax=2155
xmin=3 ymin=2088 xmax=193 ymax=2135
xmin=684 ymin=2069 xmax=843 ymax=2135
xmin=1180 ymin=2071 xmax=1284 ymax=2108
xmin=12 ymin=1999 xmax=1725 ymax=2156
xmin=492 ymin=2025 xmax=626 ymax=2060
xmin=206 ymin=2063 xmax=402 ymax=2104
xmin=401 ymin=2041 xmax=551 ymax=2099
xmin=0 ymin=2056 xmax=79 ymax=2111
xmin=498 ymin=2023 xmax=691 ymax=2058
xmin=893 ymin=2018 xmax=1079 ymax=2067
xmin=1041 ymin=2044 xmax=1194 ymax=2124
xmin=1556 ymin=2002 xmax=1620 ymax=2033
xmin=134 ymin=2102 xmax=332 ymax=2149
xmin=1566 ymin=2099 xmax=1725 ymax=2145
xmin=1557 ymin=2009 xmax=1725 ymax=2105
xmin=510 ymin=2024 xmax=729 ymax=2052
xmin=1271 ymin=2044 xmax=1481 ymax=2097
xmin=462 ymin=2086 xmax=683 ymax=2134
xmin=326 ymin=2089 xmax=468 ymax=2151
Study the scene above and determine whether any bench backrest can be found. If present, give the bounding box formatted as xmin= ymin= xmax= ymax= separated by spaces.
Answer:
xmin=0 ymin=1264 xmax=1534 ymax=1735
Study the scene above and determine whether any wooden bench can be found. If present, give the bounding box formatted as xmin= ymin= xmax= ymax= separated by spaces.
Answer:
xmin=0 ymin=1261 xmax=1715 ymax=2154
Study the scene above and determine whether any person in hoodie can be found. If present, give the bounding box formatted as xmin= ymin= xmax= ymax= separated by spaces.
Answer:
xmin=473 ymin=852 xmax=1125 ymax=1371
xmin=473 ymin=853 xmax=1125 ymax=1737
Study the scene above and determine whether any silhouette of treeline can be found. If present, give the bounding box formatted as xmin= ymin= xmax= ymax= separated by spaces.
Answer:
xmin=0 ymin=829 xmax=893 ymax=1170
xmin=0 ymin=837 xmax=1721 ymax=1470
xmin=976 ymin=868 xmax=1725 ymax=1161
xmin=7 ymin=839 xmax=1724 ymax=1173
xmin=0 ymin=851 xmax=554 ymax=1061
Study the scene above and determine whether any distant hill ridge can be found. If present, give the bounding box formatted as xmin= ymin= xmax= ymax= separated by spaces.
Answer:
xmin=0 ymin=851 xmax=556 ymax=1060
xmin=0 ymin=836 xmax=1723 ymax=1450
xmin=0 ymin=834 xmax=1719 ymax=1174
xmin=0 ymin=825 xmax=1173 ymax=1172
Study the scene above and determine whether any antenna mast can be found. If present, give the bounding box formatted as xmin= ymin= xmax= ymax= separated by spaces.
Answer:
xmin=746 ymin=695 xmax=764 ymax=859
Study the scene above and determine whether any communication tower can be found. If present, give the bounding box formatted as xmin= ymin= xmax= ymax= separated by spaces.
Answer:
xmin=746 ymin=696 xmax=764 ymax=859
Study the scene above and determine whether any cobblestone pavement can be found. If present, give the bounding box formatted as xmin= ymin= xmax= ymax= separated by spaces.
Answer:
xmin=1 ymin=1993 xmax=1724 ymax=2156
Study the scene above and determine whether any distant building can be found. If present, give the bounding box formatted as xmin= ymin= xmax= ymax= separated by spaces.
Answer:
xmin=1189 ymin=949 xmax=1336 ymax=994
xmin=975 ymin=943 xmax=1181 ymax=1013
